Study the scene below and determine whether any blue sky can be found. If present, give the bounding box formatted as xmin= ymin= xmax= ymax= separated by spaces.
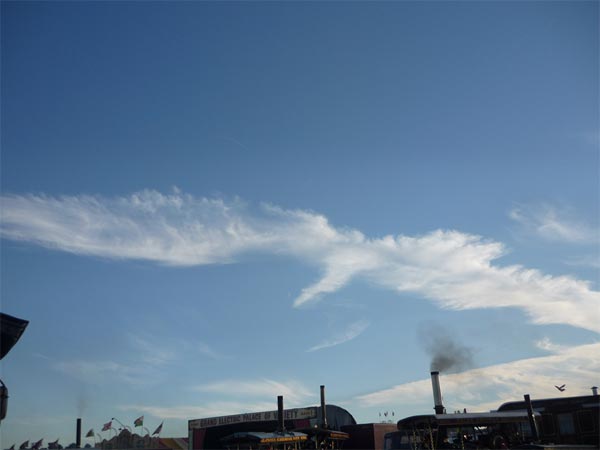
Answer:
xmin=1 ymin=1 xmax=598 ymax=447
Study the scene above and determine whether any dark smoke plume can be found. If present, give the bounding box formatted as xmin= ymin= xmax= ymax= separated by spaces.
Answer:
xmin=77 ymin=391 xmax=88 ymax=417
xmin=418 ymin=323 xmax=474 ymax=373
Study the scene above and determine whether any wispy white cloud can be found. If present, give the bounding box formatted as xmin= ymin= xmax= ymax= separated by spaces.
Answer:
xmin=124 ymin=378 xmax=315 ymax=420
xmin=54 ymin=359 xmax=155 ymax=387
xmin=534 ymin=337 xmax=567 ymax=353
xmin=128 ymin=334 xmax=179 ymax=366
xmin=196 ymin=341 xmax=228 ymax=360
xmin=307 ymin=320 xmax=370 ymax=352
xmin=52 ymin=333 xmax=224 ymax=386
xmin=509 ymin=204 xmax=597 ymax=244
xmin=564 ymin=254 xmax=600 ymax=269
xmin=119 ymin=400 xmax=277 ymax=420
xmin=2 ymin=190 xmax=599 ymax=333
xmin=355 ymin=342 xmax=600 ymax=412
xmin=127 ymin=333 xmax=225 ymax=363
xmin=124 ymin=344 xmax=600 ymax=421
xmin=194 ymin=379 xmax=314 ymax=406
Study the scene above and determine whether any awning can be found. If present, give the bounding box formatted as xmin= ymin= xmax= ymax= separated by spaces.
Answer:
xmin=1 ymin=313 xmax=29 ymax=360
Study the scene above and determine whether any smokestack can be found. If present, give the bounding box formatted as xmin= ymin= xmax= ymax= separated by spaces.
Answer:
xmin=430 ymin=371 xmax=444 ymax=414
xmin=76 ymin=418 xmax=82 ymax=448
xmin=592 ymin=386 xmax=598 ymax=396
xmin=320 ymin=385 xmax=328 ymax=429
xmin=524 ymin=395 xmax=539 ymax=442
xmin=277 ymin=395 xmax=285 ymax=432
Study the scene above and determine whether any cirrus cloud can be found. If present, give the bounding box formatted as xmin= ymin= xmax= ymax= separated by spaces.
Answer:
xmin=307 ymin=320 xmax=370 ymax=352
xmin=1 ymin=189 xmax=599 ymax=333
xmin=355 ymin=342 xmax=600 ymax=412
xmin=509 ymin=204 xmax=598 ymax=244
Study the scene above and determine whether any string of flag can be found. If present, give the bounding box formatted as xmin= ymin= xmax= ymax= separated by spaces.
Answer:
xmin=11 ymin=418 xmax=164 ymax=450
xmin=100 ymin=418 xmax=163 ymax=435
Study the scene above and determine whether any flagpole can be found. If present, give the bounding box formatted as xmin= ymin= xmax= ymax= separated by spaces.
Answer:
xmin=151 ymin=421 xmax=164 ymax=439
xmin=111 ymin=417 xmax=132 ymax=432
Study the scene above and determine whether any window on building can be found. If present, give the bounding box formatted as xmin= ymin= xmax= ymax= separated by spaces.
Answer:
xmin=557 ymin=413 xmax=575 ymax=435
xmin=577 ymin=410 xmax=595 ymax=433
xmin=541 ymin=414 xmax=555 ymax=436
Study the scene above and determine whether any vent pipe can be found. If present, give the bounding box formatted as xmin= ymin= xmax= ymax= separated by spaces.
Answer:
xmin=524 ymin=394 xmax=539 ymax=442
xmin=76 ymin=418 xmax=82 ymax=448
xmin=592 ymin=386 xmax=598 ymax=396
xmin=277 ymin=395 xmax=285 ymax=432
xmin=430 ymin=371 xmax=444 ymax=414
xmin=320 ymin=385 xmax=328 ymax=429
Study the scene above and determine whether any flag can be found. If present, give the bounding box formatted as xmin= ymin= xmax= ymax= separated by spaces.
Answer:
xmin=102 ymin=421 xmax=112 ymax=432
xmin=86 ymin=429 xmax=95 ymax=438
xmin=134 ymin=416 xmax=144 ymax=427
xmin=32 ymin=439 xmax=43 ymax=450
xmin=19 ymin=441 xmax=29 ymax=450
xmin=152 ymin=422 xmax=163 ymax=435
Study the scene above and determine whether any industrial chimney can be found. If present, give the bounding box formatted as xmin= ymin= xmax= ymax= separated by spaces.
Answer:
xmin=430 ymin=371 xmax=445 ymax=414
xmin=524 ymin=395 xmax=540 ymax=442
xmin=592 ymin=386 xmax=598 ymax=396
xmin=320 ymin=385 xmax=328 ymax=429
xmin=76 ymin=418 xmax=82 ymax=448
xmin=277 ymin=395 xmax=285 ymax=432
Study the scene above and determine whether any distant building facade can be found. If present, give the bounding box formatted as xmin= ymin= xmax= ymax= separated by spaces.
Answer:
xmin=189 ymin=405 xmax=356 ymax=450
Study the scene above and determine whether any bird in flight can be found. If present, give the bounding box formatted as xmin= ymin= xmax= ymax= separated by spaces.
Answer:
xmin=555 ymin=384 xmax=566 ymax=392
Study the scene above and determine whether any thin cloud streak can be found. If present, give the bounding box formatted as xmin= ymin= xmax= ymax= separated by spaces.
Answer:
xmin=196 ymin=342 xmax=228 ymax=360
xmin=54 ymin=359 xmax=157 ymax=387
xmin=509 ymin=204 xmax=597 ymax=244
xmin=534 ymin=337 xmax=567 ymax=353
xmin=119 ymin=401 xmax=277 ymax=420
xmin=194 ymin=379 xmax=313 ymax=406
xmin=127 ymin=378 xmax=315 ymax=419
xmin=564 ymin=254 xmax=600 ymax=269
xmin=128 ymin=334 xmax=178 ymax=366
xmin=128 ymin=333 xmax=226 ymax=363
xmin=52 ymin=334 xmax=224 ymax=386
xmin=355 ymin=342 xmax=600 ymax=412
xmin=2 ymin=190 xmax=599 ymax=333
xmin=124 ymin=344 xmax=600 ymax=420
xmin=307 ymin=320 xmax=370 ymax=352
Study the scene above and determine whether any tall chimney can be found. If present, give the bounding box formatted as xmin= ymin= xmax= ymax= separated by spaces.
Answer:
xmin=592 ymin=386 xmax=598 ymax=396
xmin=430 ymin=371 xmax=444 ymax=414
xmin=320 ymin=385 xmax=328 ymax=429
xmin=277 ymin=395 xmax=285 ymax=432
xmin=524 ymin=395 xmax=539 ymax=442
xmin=76 ymin=418 xmax=82 ymax=448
